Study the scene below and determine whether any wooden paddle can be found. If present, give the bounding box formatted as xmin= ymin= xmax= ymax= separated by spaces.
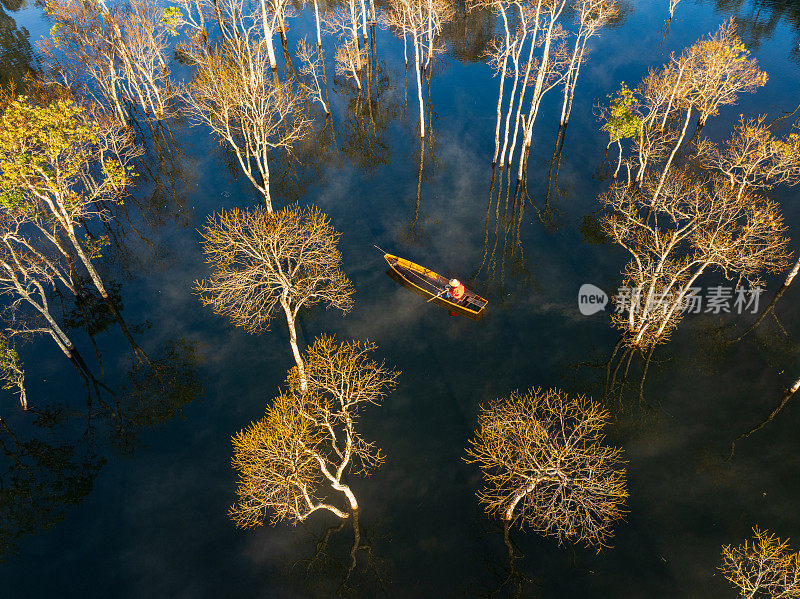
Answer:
xmin=427 ymin=287 xmax=449 ymax=303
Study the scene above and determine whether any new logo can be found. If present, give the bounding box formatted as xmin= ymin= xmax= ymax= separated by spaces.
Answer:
xmin=578 ymin=284 xmax=608 ymax=316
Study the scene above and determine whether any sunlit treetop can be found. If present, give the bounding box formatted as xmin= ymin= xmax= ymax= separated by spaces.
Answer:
xmin=0 ymin=94 xmax=136 ymax=220
xmin=602 ymin=82 xmax=642 ymax=142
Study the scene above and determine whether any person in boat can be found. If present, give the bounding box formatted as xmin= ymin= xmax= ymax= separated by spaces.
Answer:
xmin=447 ymin=278 xmax=466 ymax=301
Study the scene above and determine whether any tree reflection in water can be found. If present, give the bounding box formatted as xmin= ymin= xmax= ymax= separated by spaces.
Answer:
xmin=473 ymin=165 xmax=534 ymax=306
xmin=474 ymin=520 xmax=539 ymax=599
xmin=336 ymin=54 xmax=400 ymax=177
xmin=0 ymin=337 xmax=203 ymax=558
xmin=0 ymin=0 xmax=35 ymax=88
xmin=292 ymin=510 xmax=387 ymax=598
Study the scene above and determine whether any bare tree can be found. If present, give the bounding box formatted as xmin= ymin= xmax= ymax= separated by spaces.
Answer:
xmin=297 ymin=37 xmax=330 ymax=114
xmin=194 ymin=205 xmax=354 ymax=391
xmin=386 ymin=0 xmax=453 ymax=137
xmin=0 ymin=215 xmax=77 ymax=360
xmin=326 ymin=3 xmax=364 ymax=78
xmin=229 ymin=336 xmax=398 ymax=527
xmin=334 ymin=39 xmax=366 ymax=90
xmin=0 ymin=93 xmax=140 ymax=299
xmin=466 ymin=387 xmax=628 ymax=550
xmin=703 ymin=117 xmax=800 ymax=200
xmin=558 ymin=0 xmax=618 ymax=129
xmin=40 ymin=0 xmax=176 ymax=122
xmin=181 ymin=37 xmax=311 ymax=211
xmin=601 ymin=21 xmax=767 ymax=195
xmin=601 ymin=171 xmax=789 ymax=350
xmin=720 ymin=527 xmax=800 ymax=598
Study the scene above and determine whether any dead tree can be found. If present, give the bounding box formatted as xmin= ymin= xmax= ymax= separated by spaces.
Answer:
xmin=40 ymin=0 xmax=176 ymax=122
xmin=229 ymin=336 xmax=398 ymax=526
xmin=386 ymin=0 xmax=453 ymax=137
xmin=181 ymin=37 xmax=311 ymax=211
xmin=0 ymin=215 xmax=77 ymax=360
xmin=703 ymin=117 xmax=800 ymax=200
xmin=720 ymin=527 xmax=800 ymax=598
xmin=558 ymin=0 xmax=618 ymax=129
xmin=601 ymin=20 xmax=767 ymax=194
xmin=194 ymin=205 xmax=354 ymax=391
xmin=600 ymin=171 xmax=789 ymax=350
xmin=466 ymin=387 xmax=628 ymax=550
xmin=297 ymin=37 xmax=330 ymax=114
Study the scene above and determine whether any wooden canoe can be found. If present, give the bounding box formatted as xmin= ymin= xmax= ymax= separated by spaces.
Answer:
xmin=383 ymin=252 xmax=488 ymax=318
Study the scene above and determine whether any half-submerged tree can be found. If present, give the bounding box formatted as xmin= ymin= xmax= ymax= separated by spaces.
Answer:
xmin=229 ymin=336 xmax=398 ymax=526
xmin=194 ymin=205 xmax=354 ymax=391
xmin=297 ymin=37 xmax=330 ymax=114
xmin=559 ymin=0 xmax=618 ymax=129
xmin=41 ymin=0 xmax=176 ymax=123
xmin=386 ymin=0 xmax=454 ymax=137
xmin=181 ymin=37 xmax=311 ymax=211
xmin=0 ymin=213 xmax=78 ymax=361
xmin=0 ymin=93 xmax=140 ymax=299
xmin=601 ymin=20 xmax=767 ymax=191
xmin=720 ymin=527 xmax=800 ymax=598
xmin=601 ymin=170 xmax=789 ymax=350
xmin=466 ymin=387 xmax=628 ymax=550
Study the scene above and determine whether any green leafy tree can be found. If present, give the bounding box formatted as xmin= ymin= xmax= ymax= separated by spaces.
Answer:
xmin=0 ymin=94 xmax=140 ymax=298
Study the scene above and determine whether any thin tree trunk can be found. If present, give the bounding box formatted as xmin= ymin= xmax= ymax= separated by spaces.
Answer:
xmin=260 ymin=0 xmax=279 ymax=73
xmin=498 ymin=39 xmax=521 ymax=167
xmin=313 ymin=0 xmax=322 ymax=48
xmin=64 ymin=226 xmax=108 ymax=299
xmin=559 ymin=27 xmax=583 ymax=127
xmin=413 ymin=31 xmax=425 ymax=138
xmin=562 ymin=36 xmax=588 ymax=127
xmin=731 ymin=376 xmax=800 ymax=456
xmin=359 ymin=0 xmax=369 ymax=41
xmin=492 ymin=6 xmax=512 ymax=165
xmin=613 ymin=139 xmax=623 ymax=179
xmin=652 ymin=105 xmax=693 ymax=202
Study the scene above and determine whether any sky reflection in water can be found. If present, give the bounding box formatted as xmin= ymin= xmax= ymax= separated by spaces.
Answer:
xmin=1 ymin=0 xmax=800 ymax=597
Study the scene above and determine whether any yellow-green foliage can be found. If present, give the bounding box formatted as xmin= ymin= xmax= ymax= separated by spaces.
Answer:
xmin=602 ymin=83 xmax=642 ymax=143
xmin=0 ymin=95 xmax=133 ymax=217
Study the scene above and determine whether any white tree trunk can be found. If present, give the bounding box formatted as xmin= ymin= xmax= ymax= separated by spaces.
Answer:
xmin=413 ymin=32 xmax=425 ymax=138
xmin=504 ymin=476 xmax=543 ymax=521
xmin=359 ymin=0 xmax=368 ymax=41
xmin=65 ymin=224 xmax=108 ymax=299
xmin=260 ymin=0 xmax=279 ymax=71
xmin=313 ymin=0 xmax=322 ymax=48
xmin=652 ymin=105 xmax=693 ymax=203
xmin=281 ymin=302 xmax=307 ymax=393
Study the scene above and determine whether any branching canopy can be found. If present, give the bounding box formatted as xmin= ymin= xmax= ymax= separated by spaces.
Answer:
xmin=466 ymin=388 xmax=628 ymax=550
xmin=194 ymin=205 xmax=354 ymax=333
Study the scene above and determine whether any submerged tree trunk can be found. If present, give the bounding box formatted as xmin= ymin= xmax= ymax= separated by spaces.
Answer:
xmin=260 ymin=0 xmax=279 ymax=73
xmin=65 ymin=224 xmax=109 ymax=299
xmin=413 ymin=31 xmax=425 ymax=138
xmin=313 ymin=0 xmax=322 ymax=48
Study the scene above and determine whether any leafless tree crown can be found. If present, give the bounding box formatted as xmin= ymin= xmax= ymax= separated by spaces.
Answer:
xmin=721 ymin=527 xmax=800 ymax=598
xmin=194 ymin=205 xmax=354 ymax=333
xmin=466 ymin=387 xmax=628 ymax=550
xmin=230 ymin=336 xmax=398 ymax=527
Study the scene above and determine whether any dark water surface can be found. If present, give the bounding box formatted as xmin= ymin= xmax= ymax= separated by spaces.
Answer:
xmin=2 ymin=0 xmax=800 ymax=597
